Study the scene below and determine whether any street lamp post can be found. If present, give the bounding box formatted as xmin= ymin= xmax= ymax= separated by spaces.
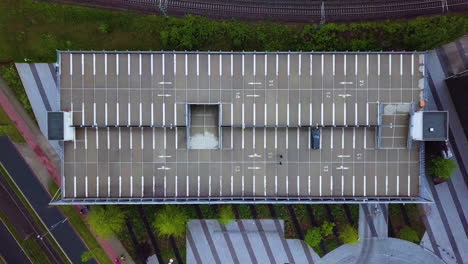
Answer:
xmin=37 ymin=217 xmax=68 ymax=240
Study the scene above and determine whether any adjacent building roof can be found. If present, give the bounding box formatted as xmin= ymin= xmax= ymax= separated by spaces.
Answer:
xmin=55 ymin=51 xmax=427 ymax=204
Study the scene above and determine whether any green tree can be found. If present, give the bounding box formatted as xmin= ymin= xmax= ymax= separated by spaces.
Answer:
xmin=398 ymin=226 xmax=419 ymax=243
xmin=88 ymin=206 xmax=126 ymax=238
xmin=153 ymin=205 xmax=189 ymax=238
xmin=218 ymin=205 xmax=235 ymax=226
xmin=320 ymin=221 xmax=335 ymax=237
xmin=81 ymin=251 xmax=94 ymax=262
xmin=428 ymin=157 xmax=457 ymax=180
xmin=305 ymin=227 xmax=322 ymax=248
xmin=339 ymin=225 xmax=359 ymax=244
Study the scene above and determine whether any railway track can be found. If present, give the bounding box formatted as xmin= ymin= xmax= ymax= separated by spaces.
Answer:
xmin=59 ymin=0 xmax=468 ymax=23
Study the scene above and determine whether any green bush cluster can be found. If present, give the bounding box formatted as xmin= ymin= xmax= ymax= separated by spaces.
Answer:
xmin=338 ymin=224 xmax=359 ymax=244
xmin=152 ymin=205 xmax=189 ymax=238
xmin=218 ymin=205 xmax=235 ymax=226
xmin=0 ymin=65 xmax=34 ymax=119
xmin=87 ymin=205 xmax=126 ymax=238
xmin=398 ymin=226 xmax=420 ymax=243
xmin=304 ymin=221 xmax=336 ymax=248
xmin=428 ymin=156 xmax=457 ymax=180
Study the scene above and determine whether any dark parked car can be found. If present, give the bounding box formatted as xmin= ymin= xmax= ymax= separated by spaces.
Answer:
xmin=311 ymin=128 xmax=320 ymax=149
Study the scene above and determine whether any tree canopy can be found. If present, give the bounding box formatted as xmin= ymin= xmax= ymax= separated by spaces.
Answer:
xmin=428 ymin=157 xmax=457 ymax=180
xmin=153 ymin=205 xmax=189 ymax=238
xmin=87 ymin=206 xmax=126 ymax=238
xmin=339 ymin=225 xmax=359 ymax=244
xmin=305 ymin=227 xmax=323 ymax=248
xmin=218 ymin=205 xmax=235 ymax=226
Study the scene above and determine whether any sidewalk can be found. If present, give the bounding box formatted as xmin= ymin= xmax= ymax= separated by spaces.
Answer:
xmin=0 ymin=76 xmax=133 ymax=264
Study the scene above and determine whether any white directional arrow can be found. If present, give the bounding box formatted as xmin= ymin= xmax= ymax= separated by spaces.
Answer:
xmin=157 ymin=166 xmax=171 ymax=170
xmin=248 ymin=167 xmax=261 ymax=170
xmin=157 ymin=94 xmax=172 ymax=97
xmin=248 ymin=153 xmax=262 ymax=158
xmin=336 ymin=166 xmax=349 ymax=170
xmin=158 ymin=81 xmax=173 ymax=85
xmin=339 ymin=81 xmax=353 ymax=85
xmin=246 ymin=94 xmax=260 ymax=98
xmin=248 ymin=82 xmax=262 ymax=85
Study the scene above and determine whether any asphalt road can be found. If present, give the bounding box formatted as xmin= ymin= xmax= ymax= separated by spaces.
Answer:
xmin=0 ymin=136 xmax=97 ymax=264
xmin=0 ymin=220 xmax=32 ymax=264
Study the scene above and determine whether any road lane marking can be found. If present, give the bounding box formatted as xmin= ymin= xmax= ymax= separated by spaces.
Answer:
xmin=152 ymin=128 xmax=155 ymax=149
xmin=408 ymin=175 xmax=411 ymax=196
xmin=93 ymin=102 xmax=96 ymax=126
xmin=96 ymin=176 xmax=99 ymax=197
xmin=209 ymin=175 xmax=212 ymax=196
xmin=275 ymin=103 xmax=278 ymax=126
xmin=309 ymin=103 xmax=312 ymax=126
xmin=264 ymin=104 xmax=267 ymax=125
xmin=352 ymin=176 xmax=355 ymax=196
xmin=321 ymin=54 xmax=324 ymax=76
xmin=355 ymin=102 xmax=358 ymax=126
xmin=119 ymin=176 xmax=122 ymax=197
xmin=332 ymin=54 xmax=335 ymax=76
xmin=286 ymin=128 xmax=289 ymax=149
xmin=85 ymin=176 xmax=88 ymax=197
xmin=253 ymin=103 xmax=256 ymax=126
xmin=276 ymin=54 xmax=279 ymax=76
xmin=139 ymin=103 xmax=142 ymax=127
xmin=286 ymin=176 xmax=289 ymax=195
xmin=321 ymin=103 xmax=324 ymax=125
xmin=84 ymin=127 xmax=88 ymax=149
xmin=93 ymin=54 xmax=96 ymax=75
xmin=187 ymin=176 xmax=190 ymax=197
xmin=386 ymin=175 xmax=388 ymax=195
xmin=264 ymin=176 xmax=267 ymax=196
xmin=287 ymin=103 xmax=290 ymax=126
xmin=341 ymin=128 xmax=344 ymax=149
xmin=82 ymin=102 xmax=85 ymax=126
xmin=364 ymin=128 xmax=367 ymax=149
xmin=231 ymin=175 xmax=234 ymax=196
xmin=389 ymin=54 xmax=392 ymax=75
xmin=344 ymin=54 xmax=347 ymax=75
xmin=297 ymin=127 xmax=300 ymax=149
xmin=151 ymin=54 xmax=154 ymax=75
xmin=308 ymin=175 xmax=311 ymax=195
xmin=118 ymin=128 xmax=121 ymax=149
xmin=298 ymin=103 xmax=301 ymax=126
xmin=208 ymin=54 xmax=211 ymax=76
xmin=128 ymin=54 xmax=131 ymax=75
xmin=330 ymin=175 xmax=333 ymax=195
xmin=162 ymin=102 xmax=166 ymax=126
xmin=253 ymin=175 xmax=255 ymax=196
xmin=253 ymin=54 xmax=256 ymax=76
xmin=164 ymin=176 xmax=167 ymax=197
xmin=162 ymin=54 xmax=165 ymax=76
xmin=107 ymin=127 xmax=110 ymax=150
xmin=242 ymin=54 xmax=245 ymax=76
xmin=411 ymin=54 xmax=414 ymax=76
xmin=96 ymin=127 xmax=99 ymax=149
xmin=141 ymin=128 xmax=144 ymax=150
xmin=81 ymin=54 xmax=84 ymax=75
xmin=397 ymin=175 xmax=400 ymax=196
xmin=275 ymin=175 xmax=278 ymax=195
xmin=104 ymin=54 xmax=107 ymax=75
xmin=139 ymin=54 xmax=142 ymax=75
xmin=366 ymin=102 xmax=369 ymax=126
xmin=378 ymin=54 xmax=380 ymax=76
xmin=330 ymin=128 xmax=333 ymax=149
xmin=130 ymin=128 xmax=133 ymax=149
xmin=341 ymin=175 xmax=344 ymax=196
xmin=332 ymin=102 xmax=335 ymax=126
xmin=375 ymin=175 xmax=377 ymax=196
xmin=70 ymin=54 xmax=73 ymax=75
xmin=275 ymin=128 xmax=277 ymax=149
xmin=297 ymin=175 xmax=300 ymax=195
xmin=400 ymin=54 xmax=403 ymax=76
xmin=242 ymin=175 xmax=245 ymax=196
xmin=198 ymin=176 xmax=200 ymax=197
xmin=352 ymin=127 xmax=355 ymax=149
xmin=196 ymin=54 xmax=199 ymax=76
xmin=230 ymin=54 xmax=233 ymax=76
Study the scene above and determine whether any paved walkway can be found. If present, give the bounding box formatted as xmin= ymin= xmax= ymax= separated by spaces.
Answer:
xmin=420 ymin=35 xmax=468 ymax=264
xmin=359 ymin=204 xmax=388 ymax=239
xmin=0 ymin=76 xmax=132 ymax=263
xmin=187 ymin=219 xmax=320 ymax=264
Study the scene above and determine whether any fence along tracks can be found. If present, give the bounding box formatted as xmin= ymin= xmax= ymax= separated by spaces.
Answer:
xmin=96 ymin=0 xmax=468 ymax=22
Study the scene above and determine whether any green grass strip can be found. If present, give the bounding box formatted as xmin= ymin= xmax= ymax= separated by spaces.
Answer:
xmin=0 ymin=164 xmax=70 ymax=263
xmin=0 ymin=106 xmax=25 ymax=143
xmin=49 ymin=181 xmax=113 ymax=264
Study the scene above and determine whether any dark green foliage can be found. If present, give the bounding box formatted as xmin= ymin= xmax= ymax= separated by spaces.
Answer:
xmin=389 ymin=204 xmax=400 ymax=217
xmin=274 ymin=205 xmax=290 ymax=220
xmin=348 ymin=205 xmax=359 ymax=225
xmin=293 ymin=205 xmax=308 ymax=218
xmin=236 ymin=204 xmax=252 ymax=219
xmin=152 ymin=205 xmax=189 ymax=238
xmin=330 ymin=205 xmax=347 ymax=224
xmin=305 ymin=227 xmax=322 ymax=248
xmin=320 ymin=221 xmax=336 ymax=237
xmin=0 ymin=65 xmax=34 ymax=119
xmin=218 ymin=205 xmax=235 ymax=226
xmin=98 ymin=23 xmax=110 ymax=34
xmin=311 ymin=205 xmax=327 ymax=223
xmin=428 ymin=157 xmax=457 ymax=180
xmin=256 ymin=204 xmax=271 ymax=218
xmin=339 ymin=224 xmax=359 ymax=244
xmin=323 ymin=237 xmax=339 ymax=252
xmin=199 ymin=204 xmax=217 ymax=219
xmin=399 ymin=226 xmax=420 ymax=243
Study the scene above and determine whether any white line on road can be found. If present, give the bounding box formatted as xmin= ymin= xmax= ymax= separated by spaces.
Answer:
xmin=353 ymin=127 xmax=355 ymax=149
xmin=242 ymin=175 xmax=245 ymax=196
xmin=162 ymin=54 xmax=165 ymax=76
xmin=397 ymin=175 xmax=400 ymax=196
xmin=231 ymin=175 xmax=234 ymax=196
xmin=297 ymin=175 xmax=300 ymax=196
xmin=297 ymin=127 xmax=300 ymax=149
xmin=253 ymin=175 xmax=255 ymax=196
xmin=310 ymin=103 xmax=312 ymax=126
xmin=153 ymin=176 xmax=156 ymax=196
xmin=151 ymin=103 xmax=154 ymax=126
xmin=208 ymin=54 xmax=211 ymax=76
xmin=321 ymin=103 xmax=324 ymax=126
xmin=366 ymin=102 xmax=369 ymax=126
xmin=141 ymin=128 xmax=144 ymax=150
xmin=116 ymin=102 xmax=120 ymax=126
xmin=84 ymin=127 xmax=88 ymax=149
xmin=81 ymin=54 xmax=84 ymax=75
xmin=128 ymin=54 xmax=131 ymax=75
xmin=386 ymin=175 xmax=388 ymax=195
xmin=341 ymin=128 xmax=344 ymax=149
xmin=286 ymin=176 xmax=289 ymax=195
xmin=81 ymin=102 xmax=85 ymax=126
xmin=408 ymin=175 xmax=411 ymax=196
xmin=164 ymin=176 xmax=167 ymax=197
xmin=298 ymin=103 xmax=301 ymax=126
xmin=128 ymin=102 xmax=131 ymax=127
xmin=107 ymin=128 xmax=110 ymax=150
xmin=330 ymin=127 xmax=333 ymax=149
xmin=400 ymin=54 xmax=403 ymax=76
xmin=330 ymin=175 xmax=333 ymax=195
xmin=341 ymin=175 xmax=344 ymax=196
xmin=389 ymin=54 xmax=392 ymax=75
xmin=116 ymin=54 xmax=119 ymax=75
xmin=151 ymin=54 xmax=154 ymax=75
xmin=96 ymin=127 xmax=99 ymax=149
xmin=264 ymin=175 xmax=267 ymax=196
xmin=286 ymin=128 xmax=289 ymax=149
xmin=142 ymin=176 xmax=145 ymax=197
xmin=209 ymin=175 xmax=212 ymax=196
xmin=287 ymin=104 xmax=290 ymax=126
xmin=187 ymin=175 xmax=189 ymax=197
xmin=108 ymin=176 xmax=111 ymax=197
xmin=139 ymin=54 xmax=142 ymax=75
xmin=130 ymin=128 xmax=133 ymax=149
xmin=96 ymin=176 xmax=99 ymax=197
xmin=332 ymin=103 xmax=335 ymax=126
xmin=375 ymin=175 xmax=377 ymax=196
xmin=93 ymin=103 xmax=96 ymax=126
xmin=354 ymin=103 xmax=358 ymax=126
xmin=332 ymin=54 xmax=335 ymax=76
xmin=197 ymin=176 xmax=200 ymax=197
xmin=308 ymin=175 xmax=311 ymax=195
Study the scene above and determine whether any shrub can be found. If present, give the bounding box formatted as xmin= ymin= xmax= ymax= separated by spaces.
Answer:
xmin=218 ymin=205 xmax=235 ymax=226
xmin=339 ymin=224 xmax=359 ymax=244
xmin=320 ymin=221 xmax=335 ymax=237
xmin=98 ymin=23 xmax=110 ymax=34
xmin=305 ymin=227 xmax=322 ymax=248
xmin=398 ymin=226 xmax=419 ymax=243
xmin=88 ymin=206 xmax=126 ymax=238
xmin=81 ymin=251 xmax=94 ymax=262
xmin=428 ymin=157 xmax=457 ymax=180
xmin=153 ymin=205 xmax=189 ymax=238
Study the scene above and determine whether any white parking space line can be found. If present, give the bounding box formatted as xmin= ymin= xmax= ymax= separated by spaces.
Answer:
xmin=253 ymin=128 xmax=256 ymax=149
xmin=116 ymin=54 xmax=119 ymax=75
xmin=119 ymin=176 xmax=122 ymax=197
xmin=175 ymin=127 xmax=178 ymax=149
xmin=164 ymin=176 xmax=167 ymax=197
xmin=352 ymin=127 xmax=355 ymax=149
xmin=198 ymin=175 xmax=201 ymax=197
xmin=164 ymin=128 xmax=167 ymax=149
xmin=231 ymin=54 xmax=233 ymax=77
xmin=308 ymin=127 xmax=311 ymax=148
xmin=319 ymin=128 xmax=322 ymax=149
xmin=285 ymin=128 xmax=288 ymax=149
xmin=298 ymin=54 xmax=302 ymax=75
xmin=219 ymin=55 xmax=222 ymax=76
xmin=219 ymin=176 xmax=222 ymax=196
xmin=130 ymin=128 xmax=133 ymax=149
xmin=93 ymin=54 xmax=96 ymax=75
xmin=332 ymin=54 xmax=335 ymax=76
xmin=378 ymin=54 xmax=380 ymax=76
xmin=186 ymin=175 xmax=189 ymax=197
xmin=310 ymin=54 xmax=313 ymax=75
xmin=287 ymin=104 xmax=289 ymax=126
xmin=82 ymin=103 xmax=85 ymax=126
xmin=253 ymin=103 xmax=256 ymax=126
xmin=196 ymin=54 xmax=199 ymax=76
xmin=140 ymin=54 xmax=142 ymax=75
xmin=81 ymin=54 xmax=84 ymax=75
xmin=231 ymin=175 xmax=234 ymax=196
xmin=275 ymin=175 xmax=278 ymax=195
xmin=341 ymin=176 xmax=344 ymax=196
xmin=142 ymin=176 xmax=145 ymax=197
xmin=162 ymin=54 xmax=165 ymax=76
xmin=118 ymin=128 xmax=121 ymax=149
xmin=411 ymin=54 xmax=414 ymax=76
xmin=174 ymin=104 xmax=177 ymax=126
xmin=252 ymin=175 xmax=255 ymax=196
xmin=84 ymin=128 xmax=88 ymax=149
xmin=153 ymin=176 xmax=156 ymax=196
xmin=297 ymin=127 xmax=300 ymax=149
xmin=107 ymin=128 xmax=110 ymax=150
xmin=70 ymin=54 xmax=73 ymax=75
xmin=309 ymin=103 xmax=313 ymax=126
xmin=264 ymin=176 xmax=267 ymax=196
xmin=128 ymin=54 xmax=131 ymax=75
xmin=330 ymin=128 xmax=333 ymax=149
xmin=93 ymin=103 xmax=96 ymax=126
xmin=275 ymin=103 xmax=278 ymax=126
xmin=319 ymin=175 xmax=322 ymax=196
xmin=242 ymin=103 xmax=245 ymax=127
xmin=185 ymin=54 xmax=187 ymax=76
xmin=344 ymin=102 xmax=347 ymax=125
xmin=242 ymin=175 xmax=245 ymax=196
xmin=400 ymin=54 xmax=403 ymax=76
xmin=397 ymin=175 xmax=400 ymax=195
xmin=116 ymin=102 xmax=120 ymax=126
xmin=341 ymin=128 xmax=344 ymax=149
xmin=264 ymin=104 xmax=267 ymax=125
xmin=352 ymin=176 xmax=355 ymax=196
xmin=330 ymin=175 xmax=333 ymax=195
xmin=321 ymin=103 xmax=324 ymax=125
xmin=363 ymin=175 xmax=366 ymax=196
xmin=73 ymin=176 xmax=76 ymax=197
xmin=375 ymin=176 xmax=377 ymax=196
xmin=264 ymin=128 xmax=267 ymax=149
xmin=96 ymin=176 xmax=99 ymax=197
xmin=366 ymin=54 xmax=369 ymax=76
xmin=332 ymin=103 xmax=335 ymax=126
xmin=408 ymin=176 xmax=411 ymax=196
xmin=209 ymin=175 xmax=212 ymax=196
xmin=208 ymin=54 xmax=211 ymax=76
xmin=275 ymin=128 xmax=277 ymax=149
xmin=321 ymin=54 xmax=324 ymax=76
xmin=389 ymin=54 xmax=392 ymax=75
xmin=366 ymin=103 xmax=369 ymax=126
xmin=139 ymin=103 xmax=142 ymax=126
xmin=297 ymin=175 xmax=300 ymax=195
xmin=162 ymin=102 xmax=166 ymax=126
xmin=253 ymin=54 xmax=256 ymax=76
xmin=130 ymin=175 xmax=133 ymax=197
xmin=242 ymin=54 xmax=245 ymax=76
xmin=96 ymin=127 xmax=99 ymax=149
xmin=128 ymin=102 xmax=131 ymax=126
xmin=344 ymin=54 xmax=347 ymax=75
xmin=308 ymin=175 xmax=311 ymax=195
xmin=364 ymin=128 xmax=367 ymax=149
xmin=242 ymin=128 xmax=244 ymax=149
xmin=151 ymin=54 xmax=154 ymax=75
xmin=276 ymin=54 xmax=279 ymax=76
xmin=105 ymin=103 xmax=108 ymax=126
xmin=152 ymin=128 xmax=155 ymax=149
xmin=264 ymin=54 xmax=268 ymax=76
xmin=141 ymin=128 xmax=144 ymax=150
xmin=85 ymin=176 xmax=88 ymax=197
xmin=107 ymin=176 xmax=111 ymax=197
xmin=386 ymin=175 xmax=389 ymax=195
xmin=354 ymin=103 xmax=358 ymax=126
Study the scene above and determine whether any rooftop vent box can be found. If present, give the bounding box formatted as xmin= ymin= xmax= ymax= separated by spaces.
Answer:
xmin=47 ymin=111 xmax=74 ymax=141
xmin=410 ymin=111 xmax=448 ymax=141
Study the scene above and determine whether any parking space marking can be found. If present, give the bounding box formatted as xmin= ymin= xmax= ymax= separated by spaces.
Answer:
xmin=364 ymin=128 xmax=367 ymax=149
xmin=319 ymin=127 xmax=322 ymax=149
xmin=187 ymin=175 xmax=190 ymax=197
xmin=175 ymin=127 xmax=178 ymax=149
xmin=341 ymin=175 xmax=344 ymax=196
xmin=119 ymin=176 xmax=122 ymax=197
xmin=275 ymin=175 xmax=278 ymax=195
xmin=386 ymin=175 xmax=388 ymax=195
xmin=366 ymin=54 xmax=369 ymax=76
xmin=85 ymin=176 xmax=88 ymax=197
xmin=141 ymin=128 xmax=144 ymax=149
xmin=341 ymin=128 xmax=344 ymax=149
xmin=400 ymin=54 xmax=403 ymax=76
xmin=219 ymin=55 xmax=222 ymax=75
xmin=275 ymin=128 xmax=277 ymax=149
xmin=73 ymin=176 xmax=76 ymax=197
xmin=139 ymin=103 xmax=142 ymax=126
xmin=330 ymin=128 xmax=333 ymax=149
xmin=230 ymin=54 xmax=234 ymax=76
xmin=209 ymin=176 xmax=212 ymax=196
xmin=130 ymin=175 xmax=133 ymax=197
xmin=152 ymin=128 xmax=155 ymax=149
xmin=297 ymin=127 xmax=300 ymax=149
xmin=276 ymin=54 xmax=279 ymax=76
xmin=253 ymin=175 xmax=255 ymax=196
xmin=321 ymin=103 xmax=324 ymax=125
xmin=354 ymin=103 xmax=358 ymax=126
xmin=352 ymin=175 xmax=355 ymax=196
xmin=128 ymin=54 xmax=131 ymax=75
xmin=352 ymin=127 xmax=355 ymax=149
xmin=151 ymin=103 xmax=154 ymax=126
xmin=96 ymin=176 xmax=99 ymax=197
xmin=299 ymin=54 xmax=302 ymax=75
xmin=264 ymin=104 xmax=267 ymax=125
xmin=208 ymin=54 xmax=211 ymax=76
xmin=297 ymin=175 xmax=300 ymax=195
xmin=164 ymin=176 xmax=167 ymax=197
xmin=128 ymin=102 xmax=131 ymax=126
xmin=363 ymin=175 xmax=366 ymax=196
xmin=411 ymin=54 xmax=414 ymax=76
xmin=375 ymin=176 xmax=377 ymax=196
xmin=308 ymin=127 xmax=311 ymax=148
xmin=408 ymin=175 xmax=410 ymax=196
xmin=164 ymin=128 xmax=167 ymax=149
xmin=332 ymin=54 xmax=335 ymax=75
xmin=231 ymin=175 xmax=234 ymax=196
xmin=253 ymin=103 xmax=256 ymax=126
xmin=70 ymin=54 xmax=73 ymax=75
xmin=309 ymin=103 xmax=313 ymax=126
xmin=321 ymin=54 xmax=324 ymax=75
xmin=264 ymin=128 xmax=267 ymax=149
xmin=332 ymin=103 xmax=335 ymax=126
xmin=220 ymin=176 xmax=222 ymax=196
xmin=118 ymin=128 xmax=122 ymax=149
xmin=162 ymin=54 xmax=165 ymax=76
xmin=287 ymin=54 xmax=290 ymax=76
xmin=198 ymin=175 xmax=200 ymax=197
xmin=82 ymin=103 xmax=85 ymax=126
xmin=389 ymin=54 xmax=392 ymax=75
xmin=275 ymin=103 xmax=278 ymax=126
xmin=130 ymin=128 xmax=133 ymax=149
xmin=242 ymin=175 xmax=245 ymax=196
xmin=153 ymin=176 xmax=156 ymax=196
xmin=142 ymin=176 xmax=145 ymax=197
xmin=344 ymin=54 xmax=347 ymax=75
xmin=107 ymin=128 xmax=110 ymax=150
xmin=253 ymin=128 xmax=256 ymax=149
xmin=308 ymin=175 xmax=311 ymax=195
xmin=286 ymin=128 xmax=288 ymax=149
xmin=242 ymin=54 xmax=245 ymax=76
xmin=397 ymin=175 xmax=399 ymax=195
xmin=116 ymin=102 xmax=120 ymax=125
xmin=108 ymin=176 xmax=111 ymax=197
xmin=330 ymin=175 xmax=333 ymax=195
xmin=81 ymin=54 xmax=84 ymax=75
xmin=264 ymin=176 xmax=267 ymax=196
xmin=378 ymin=54 xmax=380 ymax=75
xmin=366 ymin=103 xmax=369 ymax=126
xmin=287 ymin=104 xmax=289 ymax=126
xmin=96 ymin=128 xmax=99 ymax=149
xmin=84 ymin=127 xmax=88 ymax=149
xmin=93 ymin=103 xmax=96 ymax=126
xmin=196 ymin=54 xmax=199 ymax=76
xmin=116 ymin=54 xmax=119 ymax=75
xmin=319 ymin=175 xmax=322 ymax=196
